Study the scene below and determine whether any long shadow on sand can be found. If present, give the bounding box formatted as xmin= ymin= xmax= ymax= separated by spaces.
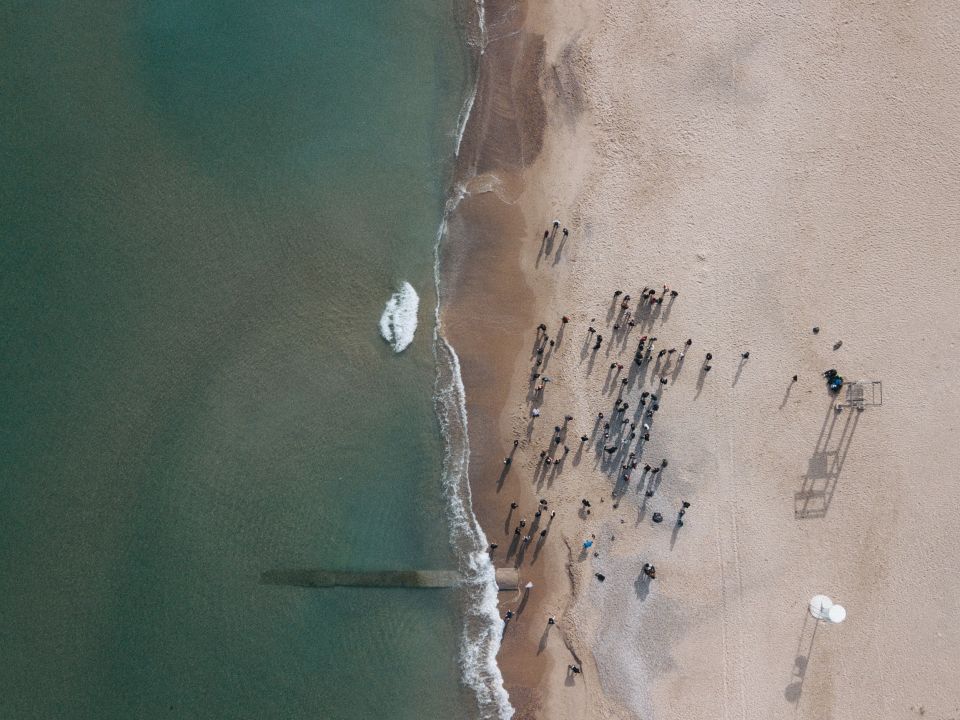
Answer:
xmin=794 ymin=400 xmax=861 ymax=519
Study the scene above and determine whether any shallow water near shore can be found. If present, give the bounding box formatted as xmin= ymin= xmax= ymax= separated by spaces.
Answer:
xmin=0 ymin=2 xmax=487 ymax=717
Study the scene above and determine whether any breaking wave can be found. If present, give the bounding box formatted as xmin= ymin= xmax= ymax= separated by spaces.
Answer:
xmin=379 ymin=282 xmax=419 ymax=353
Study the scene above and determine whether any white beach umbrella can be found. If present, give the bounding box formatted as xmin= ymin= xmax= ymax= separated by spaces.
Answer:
xmin=828 ymin=605 xmax=847 ymax=624
xmin=809 ymin=595 xmax=833 ymax=620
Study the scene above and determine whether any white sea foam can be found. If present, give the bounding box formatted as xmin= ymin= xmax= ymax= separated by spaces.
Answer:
xmin=476 ymin=0 xmax=488 ymax=53
xmin=434 ymin=332 xmax=513 ymax=720
xmin=454 ymin=83 xmax=478 ymax=158
xmin=379 ymin=282 xmax=419 ymax=353
xmin=453 ymin=0 xmax=488 ymax=159
xmin=432 ymin=179 xmax=513 ymax=718
xmin=430 ymin=0 xmax=512 ymax=714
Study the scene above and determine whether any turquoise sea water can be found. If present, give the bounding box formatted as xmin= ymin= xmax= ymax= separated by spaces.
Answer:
xmin=1 ymin=2 xmax=484 ymax=717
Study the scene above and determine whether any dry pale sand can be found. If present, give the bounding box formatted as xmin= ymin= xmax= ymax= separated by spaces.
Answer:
xmin=446 ymin=1 xmax=960 ymax=718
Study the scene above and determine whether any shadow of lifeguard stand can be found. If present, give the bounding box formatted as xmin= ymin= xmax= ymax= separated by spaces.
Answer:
xmin=794 ymin=381 xmax=882 ymax=519
xmin=839 ymin=380 xmax=882 ymax=412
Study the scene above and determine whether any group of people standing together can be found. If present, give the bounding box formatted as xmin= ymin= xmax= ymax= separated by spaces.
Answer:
xmin=494 ymin=268 xmax=713 ymax=645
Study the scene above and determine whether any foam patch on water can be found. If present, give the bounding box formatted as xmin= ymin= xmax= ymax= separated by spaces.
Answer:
xmin=379 ymin=282 xmax=419 ymax=352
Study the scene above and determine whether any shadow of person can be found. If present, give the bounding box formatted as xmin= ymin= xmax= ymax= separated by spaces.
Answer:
xmin=661 ymin=293 xmax=677 ymax=321
xmin=516 ymin=588 xmax=531 ymax=615
xmin=496 ymin=462 xmax=510 ymax=490
xmin=670 ymin=354 xmax=686 ymax=384
xmin=553 ymin=233 xmax=567 ymax=264
xmin=535 ymin=232 xmax=547 ymax=268
xmin=606 ymin=295 xmax=619 ymax=323
xmin=779 ymin=379 xmax=795 ymax=409
xmin=732 ymin=356 xmax=748 ymax=387
xmin=537 ymin=623 xmax=552 ymax=655
xmin=586 ymin=344 xmax=600 ymax=376
xmin=694 ymin=365 xmax=708 ymax=400
xmin=670 ymin=517 xmax=682 ymax=550
xmin=531 ymin=534 xmax=547 ymax=565
xmin=572 ymin=442 xmax=585 ymax=467
xmin=634 ymin=573 xmax=650 ymax=600
xmin=602 ymin=364 xmax=615 ymax=394
xmin=505 ymin=533 xmax=521 ymax=561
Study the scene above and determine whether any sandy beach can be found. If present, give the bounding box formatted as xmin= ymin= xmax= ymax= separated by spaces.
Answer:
xmin=444 ymin=1 xmax=960 ymax=718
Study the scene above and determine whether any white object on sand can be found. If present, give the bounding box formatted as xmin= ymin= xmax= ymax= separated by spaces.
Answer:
xmin=525 ymin=581 xmax=534 ymax=590
xmin=828 ymin=605 xmax=847 ymax=624
xmin=809 ymin=595 xmax=833 ymax=620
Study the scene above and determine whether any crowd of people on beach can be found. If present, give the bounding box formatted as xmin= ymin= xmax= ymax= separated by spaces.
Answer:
xmin=492 ymin=219 xmax=766 ymax=679
xmin=492 ymin=217 xmax=834 ymax=685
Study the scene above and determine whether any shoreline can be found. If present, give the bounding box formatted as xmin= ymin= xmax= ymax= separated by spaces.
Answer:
xmin=440 ymin=0 xmax=588 ymax=716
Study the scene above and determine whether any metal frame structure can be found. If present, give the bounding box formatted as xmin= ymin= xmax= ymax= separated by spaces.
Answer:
xmin=839 ymin=380 xmax=882 ymax=410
